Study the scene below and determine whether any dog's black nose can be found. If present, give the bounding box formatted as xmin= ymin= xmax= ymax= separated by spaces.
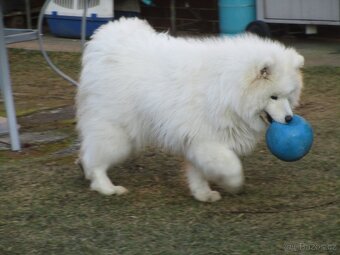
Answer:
xmin=285 ymin=115 xmax=293 ymax=123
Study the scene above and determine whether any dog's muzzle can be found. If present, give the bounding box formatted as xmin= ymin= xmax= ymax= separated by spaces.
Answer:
xmin=260 ymin=112 xmax=273 ymax=124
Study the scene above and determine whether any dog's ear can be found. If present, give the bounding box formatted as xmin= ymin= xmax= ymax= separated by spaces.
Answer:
xmin=294 ymin=54 xmax=304 ymax=69
xmin=286 ymin=48 xmax=304 ymax=69
xmin=257 ymin=57 xmax=274 ymax=80
xmin=260 ymin=66 xmax=270 ymax=79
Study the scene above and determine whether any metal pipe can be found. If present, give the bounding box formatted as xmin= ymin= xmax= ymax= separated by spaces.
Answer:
xmin=170 ymin=0 xmax=176 ymax=36
xmin=81 ymin=0 xmax=88 ymax=51
xmin=0 ymin=3 xmax=21 ymax=151
xmin=25 ymin=0 xmax=32 ymax=29
xmin=37 ymin=0 xmax=79 ymax=86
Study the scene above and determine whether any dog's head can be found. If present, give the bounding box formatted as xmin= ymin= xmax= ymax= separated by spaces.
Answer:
xmin=229 ymin=36 xmax=304 ymax=131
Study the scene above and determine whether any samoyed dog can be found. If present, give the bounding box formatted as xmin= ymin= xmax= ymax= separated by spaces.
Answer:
xmin=76 ymin=18 xmax=304 ymax=202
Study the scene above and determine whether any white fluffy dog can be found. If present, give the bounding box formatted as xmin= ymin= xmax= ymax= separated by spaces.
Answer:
xmin=76 ymin=18 xmax=304 ymax=202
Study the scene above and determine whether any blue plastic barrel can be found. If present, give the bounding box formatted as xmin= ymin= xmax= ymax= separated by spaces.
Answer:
xmin=218 ymin=0 xmax=256 ymax=35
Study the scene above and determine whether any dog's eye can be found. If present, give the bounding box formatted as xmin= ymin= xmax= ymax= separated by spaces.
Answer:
xmin=271 ymin=96 xmax=278 ymax=100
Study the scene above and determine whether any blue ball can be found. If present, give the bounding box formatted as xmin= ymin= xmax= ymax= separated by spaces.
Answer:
xmin=266 ymin=115 xmax=313 ymax=162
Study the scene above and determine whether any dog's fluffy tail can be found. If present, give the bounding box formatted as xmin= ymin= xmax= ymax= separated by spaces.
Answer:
xmin=82 ymin=18 xmax=156 ymax=65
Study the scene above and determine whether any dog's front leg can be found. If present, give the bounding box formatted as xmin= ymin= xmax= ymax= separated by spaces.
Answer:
xmin=186 ymin=142 xmax=244 ymax=201
xmin=185 ymin=161 xmax=222 ymax=202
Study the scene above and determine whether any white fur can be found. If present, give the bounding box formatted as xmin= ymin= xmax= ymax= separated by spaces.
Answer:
xmin=76 ymin=18 xmax=304 ymax=202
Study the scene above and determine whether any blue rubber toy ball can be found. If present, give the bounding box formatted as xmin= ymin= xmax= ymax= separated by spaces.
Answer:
xmin=266 ymin=115 xmax=313 ymax=162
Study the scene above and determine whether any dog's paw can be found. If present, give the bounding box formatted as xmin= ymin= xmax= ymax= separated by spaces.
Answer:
xmin=193 ymin=190 xmax=221 ymax=202
xmin=91 ymin=182 xmax=128 ymax=196
xmin=114 ymin=186 xmax=129 ymax=195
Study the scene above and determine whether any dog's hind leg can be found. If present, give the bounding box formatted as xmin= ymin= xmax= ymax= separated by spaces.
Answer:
xmin=79 ymin=124 xmax=131 ymax=196
xmin=185 ymin=161 xmax=221 ymax=202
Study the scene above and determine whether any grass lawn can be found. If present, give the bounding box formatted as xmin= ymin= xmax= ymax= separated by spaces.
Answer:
xmin=0 ymin=49 xmax=339 ymax=255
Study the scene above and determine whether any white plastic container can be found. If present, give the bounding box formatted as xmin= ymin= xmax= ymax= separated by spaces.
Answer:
xmin=45 ymin=0 xmax=114 ymax=38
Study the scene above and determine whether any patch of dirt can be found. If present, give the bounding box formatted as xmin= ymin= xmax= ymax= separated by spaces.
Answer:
xmin=19 ymin=106 xmax=75 ymax=125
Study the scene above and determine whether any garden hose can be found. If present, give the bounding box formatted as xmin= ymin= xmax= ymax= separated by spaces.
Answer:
xmin=37 ymin=0 xmax=90 ymax=87
xmin=37 ymin=0 xmax=152 ymax=86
